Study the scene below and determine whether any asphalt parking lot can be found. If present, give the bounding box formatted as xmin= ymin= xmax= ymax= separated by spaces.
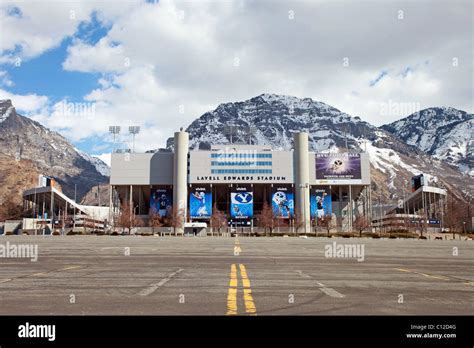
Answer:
xmin=0 ymin=235 xmax=472 ymax=315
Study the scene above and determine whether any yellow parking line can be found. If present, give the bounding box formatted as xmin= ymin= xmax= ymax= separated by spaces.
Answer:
xmin=239 ymin=264 xmax=257 ymax=316
xmin=226 ymin=264 xmax=238 ymax=315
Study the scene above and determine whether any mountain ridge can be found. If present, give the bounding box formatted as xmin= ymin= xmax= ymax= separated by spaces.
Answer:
xmin=166 ymin=93 xmax=472 ymax=201
xmin=381 ymin=106 xmax=473 ymax=176
xmin=0 ymin=99 xmax=109 ymax=200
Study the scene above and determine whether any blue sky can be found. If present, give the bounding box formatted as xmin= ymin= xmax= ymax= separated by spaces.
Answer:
xmin=1 ymin=12 xmax=110 ymax=154
xmin=0 ymin=0 xmax=472 ymax=165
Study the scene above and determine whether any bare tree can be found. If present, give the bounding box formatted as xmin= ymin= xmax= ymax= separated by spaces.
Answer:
xmin=169 ymin=206 xmax=185 ymax=235
xmin=149 ymin=208 xmax=163 ymax=234
xmin=274 ymin=217 xmax=288 ymax=235
xmin=444 ymin=195 xmax=470 ymax=238
xmin=116 ymin=202 xmax=141 ymax=234
xmin=317 ymin=214 xmax=332 ymax=237
xmin=293 ymin=213 xmax=304 ymax=235
xmin=210 ymin=203 xmax=227 ymax=236
xmin=353 ymin=215 xmax=370 ymax=237
xmin=255 ymin=201 xmax=273 ymax=236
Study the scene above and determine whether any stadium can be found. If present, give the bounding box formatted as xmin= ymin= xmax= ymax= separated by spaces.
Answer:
xmin=109 ymin=130 xmax=373 ymax=234
xmin=17 ymin=129 xmax=451 ymax=236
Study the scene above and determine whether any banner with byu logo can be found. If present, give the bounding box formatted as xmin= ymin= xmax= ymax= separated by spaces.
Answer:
xmin=230 ymin=190 xmax=253 ymax=220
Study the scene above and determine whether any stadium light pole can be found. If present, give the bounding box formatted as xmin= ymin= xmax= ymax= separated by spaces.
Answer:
xmin=129 ymin=126 xmax=141 ymax=153
xmin=246 ymin=126 xmax=257 ymax=145
xmin=109 ymin=126 xmax=121 ymax=152
xmin=224 ymin=125 xmax=237 ymax=144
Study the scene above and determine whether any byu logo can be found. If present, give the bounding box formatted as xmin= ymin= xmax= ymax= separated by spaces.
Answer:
xmin=235 ymin=193 xmax=252 ymax=203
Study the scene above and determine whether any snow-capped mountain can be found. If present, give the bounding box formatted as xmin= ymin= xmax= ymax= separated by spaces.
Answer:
xmin=167 ymin=94 xmax=472 ymax=200
xmin=76 ymin=149 xmax=111 ymax=177
xmin=0 ymin=99 xmax=109 ymax=200
xmin=381 ymin=107 xmax=473 ymax=176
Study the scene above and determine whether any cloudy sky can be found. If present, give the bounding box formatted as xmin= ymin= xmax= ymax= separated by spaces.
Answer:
xmin=0 ymin=0 xmax=472 ymax=164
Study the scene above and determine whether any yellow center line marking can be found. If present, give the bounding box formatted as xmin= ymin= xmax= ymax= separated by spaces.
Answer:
xmin=226 ymin=264 xmax=238 ymax=315
xmin=239 ymin=264 xmax=257 ymax=316
xmin=229 ymin=264 xmax=238 ymax=288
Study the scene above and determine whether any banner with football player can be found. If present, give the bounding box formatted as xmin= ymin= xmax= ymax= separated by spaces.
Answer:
xmin=271 ymin=186 xmax=294 ymax=218
xmin=310 ymin=186 xmax=332 ymax=219
xmin=150 ymin=187 xmax=173 ymax=217
xmin=189 ymin=186 xmax=212 ymax=219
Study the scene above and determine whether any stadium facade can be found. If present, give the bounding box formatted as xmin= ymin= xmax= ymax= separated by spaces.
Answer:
xmin=109 ymin=131 xmax=373 ymax=233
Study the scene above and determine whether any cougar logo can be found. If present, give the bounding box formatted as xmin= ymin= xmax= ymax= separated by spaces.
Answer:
xmin=233 ymin=192 xmax=253 ymax=204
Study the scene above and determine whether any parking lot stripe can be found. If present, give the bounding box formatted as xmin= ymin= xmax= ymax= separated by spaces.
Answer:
xmin=137 ymin=268 xmax=183 ymax=297
xmin=226 ymin=264 xmax=238 ymax=315
xmin=295 ymin=270 xmax=345 ymax=298
xmin=394 ymin=268 xmax=450 ymax=281
xmin=239 ymin=264 xmax=257 ymax=315
xmin=57 ymin=266 xmax=82 ymax=272
xmin=315 ymin=281 xmax=345 ymax=298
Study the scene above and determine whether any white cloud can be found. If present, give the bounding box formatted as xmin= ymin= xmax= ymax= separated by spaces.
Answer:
xmin=63 ymin=37 xmax=127 ymax=73
xmin=2 ymin=0 xmax=472 ymax=152
xmin=0 ymin=70 xmax=13 ymax=87
xmin=0 ymin=88 xmax=48 ymax=113
xmin=0 ymin=1 xmax=140 ymax=63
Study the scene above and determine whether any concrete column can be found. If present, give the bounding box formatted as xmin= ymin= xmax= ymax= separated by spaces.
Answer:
xmin=109 ymin=184 xmax=113 ymax=229
xmin=349 ymin=185 xmax=353 ymax=232
xmin=293 ymin=132 xmax=310 ymax=233
xmin=50 ymin=190 xmax=54 ymax=232
xmin=173 ymin=130 xmax=189 ymax=232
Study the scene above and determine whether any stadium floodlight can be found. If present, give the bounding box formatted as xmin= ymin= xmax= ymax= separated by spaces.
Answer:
xmin=109 ymin=126 xmax=121 ymax=152
xmin=224 ymin=125 xmax=237 ymax=144
xmin=245 ymin=126 xmax=257 ymax=145
xmin=128 ymin=126 xmax=141 ymax=153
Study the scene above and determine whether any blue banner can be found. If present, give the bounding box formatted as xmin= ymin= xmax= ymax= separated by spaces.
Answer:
xmin=230 ymin=190 xmax=253 ymax=220
xmin=189 ymin=186 xmax=212 ymax=219
xmin=150 ymin=188 xmax=173 ymax=217
xmin=310 ymin=186 xmax=332 ymax=219
xmin=272 ymin=186 xmax=294 ymax=218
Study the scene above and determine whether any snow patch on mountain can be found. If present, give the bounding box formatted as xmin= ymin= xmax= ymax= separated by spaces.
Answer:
xmin=75 ymin=148 xmax=110 ymax=177
xmin=382 ymin=107 xmax=473 ymax=176
xmin=0 ymin=99 xmax=15 ymax=125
